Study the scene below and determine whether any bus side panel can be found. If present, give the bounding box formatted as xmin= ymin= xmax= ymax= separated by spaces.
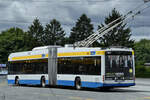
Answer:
xmin=7 ymin=74 xmax=49 ymax=85
xmin=7 ymin=75 xmax=15 ymax=84
xmin=57 ymin=74 xmax=103 ymax=88
xmin=57 ymin=74 xmax=76 ymax=86
xmin=80 ymin=75 xmax=103 ymax=88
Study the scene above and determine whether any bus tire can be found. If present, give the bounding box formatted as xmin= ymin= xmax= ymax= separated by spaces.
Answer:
xmin=15 ymin=77 xmax=19 ymax=86
xmin=41 ymin=77 xmax=46 ymax=87
xmin=75 ymin=78 xmax=81 ymax=90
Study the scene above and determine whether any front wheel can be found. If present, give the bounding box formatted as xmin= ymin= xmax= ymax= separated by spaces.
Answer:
xmin=75 ymin=78 xmax=81 ymax=90
xmin=41 ymin=77 xmax=46 ymax=87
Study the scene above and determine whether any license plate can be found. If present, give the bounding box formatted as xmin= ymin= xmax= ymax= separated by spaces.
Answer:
xmin=115 ymin=80 xmax=124 ymax=82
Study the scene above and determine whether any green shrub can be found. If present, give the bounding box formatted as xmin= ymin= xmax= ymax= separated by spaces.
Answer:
xmin=135 ymin=65 xmax=150 ymax=78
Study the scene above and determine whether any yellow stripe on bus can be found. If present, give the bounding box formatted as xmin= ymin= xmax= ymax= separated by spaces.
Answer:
xmin=9 ymin=51 xmax=105 ymax=61
xmin=12 ymin=54 xmax=42 ymax=61
xmin=96 ymin=51 xmax=105 ymax=55
xmin=58 ymin=51 xmax=90 ymax=57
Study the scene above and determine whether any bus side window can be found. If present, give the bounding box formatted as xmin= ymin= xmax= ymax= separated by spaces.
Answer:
xmin=89 ymin=65 xmax=95 ymax=75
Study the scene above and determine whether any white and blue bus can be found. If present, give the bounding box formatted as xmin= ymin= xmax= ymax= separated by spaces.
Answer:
xmin=7 ymin=46 xmax=135 ymax=89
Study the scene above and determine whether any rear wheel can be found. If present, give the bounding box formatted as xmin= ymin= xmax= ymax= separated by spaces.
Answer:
xmin=75 ymin=78 xmax=81 ymax=90
xmin=41 ymin=77 xmax=46 ymax=87
xmin=15 ymin=77 xmax=19 ymax=86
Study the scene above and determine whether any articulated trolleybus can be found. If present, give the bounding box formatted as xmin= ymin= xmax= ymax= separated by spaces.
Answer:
xmin=7 ymin=45 xmax=135 ymax=89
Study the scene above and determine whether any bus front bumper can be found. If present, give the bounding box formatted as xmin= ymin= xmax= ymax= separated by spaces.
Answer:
xmin=102 ymin=83 xmax=135 ymax=87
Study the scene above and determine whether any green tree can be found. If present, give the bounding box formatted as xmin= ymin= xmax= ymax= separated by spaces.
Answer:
xmin=0 ymin=27 xmax=28 ymax=63
xmin=43 ymin=19 xmax=66 ymax=46
xmin=69 ymin=14 xmax=94 ymax=44
xmin=27 ymin=18 xmax=44 ymax=48
xmin=134 ymin=39 xmax=150 ymax=77
xmin=134 ymin=39 xmax=150 ymax=64
xmin=98 ymin=8 xmax=134 ymax=47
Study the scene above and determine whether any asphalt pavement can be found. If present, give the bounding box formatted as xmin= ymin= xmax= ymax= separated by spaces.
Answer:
xmin=0 ymin=76 xmax=150 ymax=100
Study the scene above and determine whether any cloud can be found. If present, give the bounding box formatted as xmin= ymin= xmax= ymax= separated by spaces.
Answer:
xmin=131 ymin=26 xmax=150 ymax=36
xmin=0 ymin=0 xmax=149 ymax=41
xmin=131 ymin=36 xmax=150 ymax=41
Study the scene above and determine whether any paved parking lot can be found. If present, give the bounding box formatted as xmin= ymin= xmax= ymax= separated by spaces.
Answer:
xmin=0 ymin=76 xmax=150 ymax=100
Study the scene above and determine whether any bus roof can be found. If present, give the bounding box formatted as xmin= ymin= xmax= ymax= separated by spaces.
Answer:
xmin=8 ymin=46 xmax=133 ymax=61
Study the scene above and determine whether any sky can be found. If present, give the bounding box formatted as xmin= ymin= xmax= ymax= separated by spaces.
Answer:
xmin=0 ymin=0 xmax=150 ymax=41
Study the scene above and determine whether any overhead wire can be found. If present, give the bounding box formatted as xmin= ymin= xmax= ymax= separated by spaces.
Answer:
xmin=74 ymin=0 xmax=150 ymax=47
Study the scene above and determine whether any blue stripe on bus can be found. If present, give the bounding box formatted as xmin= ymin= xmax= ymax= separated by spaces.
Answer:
xmin=57 ymin=80 xmax=75 ymax=86
xmin=8 ymin=80 xmax=49 ymax=85
xmin=8 ymin=79 xmax=135 ymax=87
xmin=8 ymin=80 xmax=15 ymax=84
xmin=8 ymin=80 xmax=102 ymax=87
xmin=103 ymin=83 xmax=135 ymax=87
xmin=57 ymin=80 xmax=103 ymax=87
xmin=81 ymin=81 xmax=103 ymax=87
xmin=57 ymin=80 xmax=135 ymax=87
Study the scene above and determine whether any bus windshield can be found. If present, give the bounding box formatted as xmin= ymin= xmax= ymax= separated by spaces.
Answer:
xmin=106 ymin=55 xmax=133 ymax=68
xmin=105 ymin=51 xmax=134 ymax=80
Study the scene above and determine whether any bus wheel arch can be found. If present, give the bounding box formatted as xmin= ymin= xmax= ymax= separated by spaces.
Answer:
xmin=15 ymin=76 xmax=19 ymax=86
xmin=41 ymin=76 xmax=46 ymax=87
xmin=75 ymin=77 xmax=82 ymax=90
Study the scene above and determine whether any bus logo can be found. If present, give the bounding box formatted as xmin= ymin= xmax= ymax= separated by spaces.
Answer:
xmin=90 ymin=51 xmax=96 ymax=55
xmin=42 ymin=54 xmax=46 ymax=58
